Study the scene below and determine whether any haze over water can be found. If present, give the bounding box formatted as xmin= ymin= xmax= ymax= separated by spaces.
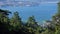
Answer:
xmin=0 ymin=0 xmax=58 ymax=24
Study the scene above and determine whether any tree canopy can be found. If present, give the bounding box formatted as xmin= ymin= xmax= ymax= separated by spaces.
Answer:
xmin=0 ymin=2 xmax=60 ymax=34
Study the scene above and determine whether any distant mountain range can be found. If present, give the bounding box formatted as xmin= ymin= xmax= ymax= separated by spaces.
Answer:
xmin=0 ymin=0 xmax=59 ymax=7
xmin=0 ymin=1 xmax=40 ymax=7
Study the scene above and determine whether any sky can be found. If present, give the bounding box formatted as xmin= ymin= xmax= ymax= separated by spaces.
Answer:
xmin=0 ymin=0 xmax=59 ymax=24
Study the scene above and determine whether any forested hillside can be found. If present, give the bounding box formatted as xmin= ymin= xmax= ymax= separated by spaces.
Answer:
xmin=0 ymin=2 xmax=60 ymax=34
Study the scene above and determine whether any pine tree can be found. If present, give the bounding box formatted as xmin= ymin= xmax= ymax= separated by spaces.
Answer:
xmin=0 ymin=9 xmax=11 ymax=33
xmin=0 ymin=9 xmax=11 ymax=23
xmin=10 ymin=11 xmax=22 ymax=31
xmin=26 ymin=16 xmax=37 ymax=27
xmin=52 ymin=2 xmax=60 ymax=34
xmin=26 ymin=16 xmax=41 ymax=34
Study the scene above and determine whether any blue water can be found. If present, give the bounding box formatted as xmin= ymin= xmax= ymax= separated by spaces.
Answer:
xmin=0 ymin=3 xmax=57 ymax=24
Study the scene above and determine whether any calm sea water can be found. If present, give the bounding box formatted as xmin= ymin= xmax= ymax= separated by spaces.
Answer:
xmin=0 ymin=3 xmax=57 ymax=24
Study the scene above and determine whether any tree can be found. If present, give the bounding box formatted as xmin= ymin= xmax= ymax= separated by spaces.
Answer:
xmin=26 ymin=16 xmax=37 ymax=27
xmin=10 ymin=11 xmax=22 ymax=31
xmin=0 ymin=9 xmax=11 ymax=23
xmin=41 ymin=20 xmax=55 ymax=34
xmin=26 ymin=16 xmax=41 ymax=34
xmin=51 ymin=2 xmax=60 ymax=34
xmin=0 ymin=9 xmax=11 ymax=34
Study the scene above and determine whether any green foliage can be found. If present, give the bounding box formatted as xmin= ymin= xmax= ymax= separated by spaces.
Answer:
xmin=0 ymin=2 xmax=60 ymax=34
xmin=10 ymin=11 xmax=22 ymax=31
xmin=52 ymin=2 xmax=60 ymax=34
xmin=26 ymin=16 xmax=37 ymax=26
